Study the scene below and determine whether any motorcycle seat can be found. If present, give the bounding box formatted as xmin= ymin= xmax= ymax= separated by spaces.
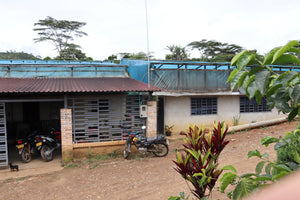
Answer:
xmin=147 ymin=135 xmax=166 ymax=143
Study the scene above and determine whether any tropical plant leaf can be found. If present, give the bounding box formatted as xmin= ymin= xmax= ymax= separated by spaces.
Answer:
xmin=291 ymin=84 xmax=300 ymax=106
xmin=246 ymin=80 xmax=257 ymax=99
xmin=240 ymin=173 xmax=257 ymax=178
xmin=222 ymin=165 xmax=237 ymax=173
xmin=256 ymin=161 xmax=266 ymax=174
xmin=272 ymin=171 xmax=290 ymax=180
xmin=266 ymin=83 xmax=283 ymax=98
xmin=279 ymin=71 xmax=298 ymax=86
xmin=265 ymin=163 xmax=272 ymax=176
xmin=288 ymin=107 xmax=299 ymax=121
xmin=245 ymin=75 xmax=256 ymax=90
xmin=293 ymin=150 xmax=300 ymax=164
xmin=248 ymin=150 xmax=262 ymax=158
xmin=238 ymin=71 xmax=249 ymax=88
xmin=262 ymin=153 xmax=269 ymax=159
xmin=272 ymin=54 xmax=300 ymax=65
xmin=263 ymin=47 xmax=281 ymax=65
xmin=255 ymin=91 xmax=263 ymax=105
xmin=248 ymin=66 xmax=264 ymax=76
xmin=254 ymin=175 xmax=273 ymax=182
xmin=274 ymin=142 xmax=287 ymax=150
xmin=231 ymin=50 xmax=249 ymax=66
xmin=230 ymin=70 xmax=248 ymax=91
xmin=236 ymin=53 xmax=256 ymax=70
xmin=186 ymin=149 xmax=200 ymax=161
xmin=272 ymin=40 xmax=299 ymax=64
xmin=220 ymin=173 xmax=237 ymax=193
xmin=285 ymin=162 xmax=300 ymax=170
xmin=227 ymin=68 xmax=239 ymax=83
xmin=232 ymin=178 xmax=252 ymax=200
xmin=255 ymin=71 xmax=271 ymax=95
xmin=261 ymin=136 xmax=279 ymax=147
xmin=288 ymin=47 xmax=300 ymax=54
xmin=273 ymin=164 xmax=291 ymax=172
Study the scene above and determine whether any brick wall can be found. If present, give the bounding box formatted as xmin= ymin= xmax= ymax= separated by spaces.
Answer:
xmin=146 ymin=101 xmax=157 ymax=137
xmin=60 ymin=109 xmax=73 ymax=161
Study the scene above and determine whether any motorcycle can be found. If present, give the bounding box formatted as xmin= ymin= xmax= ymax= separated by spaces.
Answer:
xmin=122 ymin=125 xmax=169 ymax=159
xmin=39 ymin=128 xmax=61 ymax=162
xmin=16 ymin=131 xmax=42 ymax=163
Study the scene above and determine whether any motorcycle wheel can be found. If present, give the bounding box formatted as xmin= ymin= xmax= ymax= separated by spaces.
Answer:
xmin=152 ymin=143 xmax=169 ymax=157
xmin=41 ymin=145 xmax=53 ymax=162
xmin=123 ymin=142 xmax=130 ymax=159
xmin=21 ymin=147 xmax=32 ymax=163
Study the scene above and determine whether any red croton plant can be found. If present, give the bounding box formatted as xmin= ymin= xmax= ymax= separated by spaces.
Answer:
xmin=173 ymin=122 xmax=230 ymax=199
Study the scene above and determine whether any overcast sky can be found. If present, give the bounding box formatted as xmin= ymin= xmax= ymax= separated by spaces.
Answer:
xmin=1 ymin=0 xmax=300 ymax=60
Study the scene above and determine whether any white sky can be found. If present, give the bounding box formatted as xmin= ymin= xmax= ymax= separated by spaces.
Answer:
xmin=1 ymin=0 xmax=300 ymax=60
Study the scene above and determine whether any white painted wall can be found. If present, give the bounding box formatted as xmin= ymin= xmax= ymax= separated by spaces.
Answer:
xmin=164 ymin=95 xmax=285 ymax=133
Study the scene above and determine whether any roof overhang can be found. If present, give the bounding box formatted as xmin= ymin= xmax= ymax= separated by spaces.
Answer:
xmin=0 ymin=77 xmax=162 ymax=95
xmin=153 ymin=91 xmax=240 ymax=96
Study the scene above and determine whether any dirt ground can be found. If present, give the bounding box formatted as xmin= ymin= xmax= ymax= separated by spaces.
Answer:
xmin=0 ymin=120 xmax=299 ymax=200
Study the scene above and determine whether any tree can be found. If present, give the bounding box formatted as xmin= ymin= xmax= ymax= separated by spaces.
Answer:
xmin=118 ymin=52 xmax=153 ymax=60
xmin=0 ymin=51 xmax=38 ymax=60
xmin=55 ymin=46 xmax=86 ymax=61
xmin=227 ymin=40 xmax=300 ymax=121
xmin=188 ymin=39 xmax=244 ymax=62
xmin=33 ymin=16 xmax=87 ymax=58
xmin=107 ymin=54 xmax=117 ymax=60
xmin=129 ymin=52 xmax=148 ymax=59
xmin=166 ymin=45 xmax=188 ymax=60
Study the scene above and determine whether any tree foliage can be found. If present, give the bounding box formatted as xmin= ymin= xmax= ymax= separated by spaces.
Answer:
xmin=0 ymin=51 xmax=39 ymax=60
xmin=166 ymin=45 xmax=188 ymax=60
xmin=33 ymin=16 xmax=88 ymax=59
xmin=55 ymin=44 xmax=92 ymax=61
xmin=227 ymin=40 xmax=300 ymax=120
xmin=118 ymin=52 xmax=152 ymax=60
xmin=188 ymin=39 xmax=244 ymax=62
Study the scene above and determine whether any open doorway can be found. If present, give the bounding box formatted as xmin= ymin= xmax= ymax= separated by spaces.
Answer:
xmin=6 ymin=101 xmax=63 ymax=164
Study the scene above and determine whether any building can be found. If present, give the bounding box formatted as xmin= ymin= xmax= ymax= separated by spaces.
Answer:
xmin=0 ymin=60 xmax=161 ymax=167
xmin=121 ymin=59 xmax=298 ymax=134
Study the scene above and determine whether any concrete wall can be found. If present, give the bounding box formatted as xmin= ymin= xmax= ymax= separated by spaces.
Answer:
xmin=164 ymin=95 xmax=285 ymax=133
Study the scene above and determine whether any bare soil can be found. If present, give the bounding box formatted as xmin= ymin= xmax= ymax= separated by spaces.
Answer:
xmin=0 ymin=120 xmax=298 ymax=200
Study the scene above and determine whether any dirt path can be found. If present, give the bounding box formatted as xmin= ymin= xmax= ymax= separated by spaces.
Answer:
xmin=0 ymin=121 xmax=298 ymax=200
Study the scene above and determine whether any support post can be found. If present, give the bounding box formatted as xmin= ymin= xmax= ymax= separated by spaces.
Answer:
xmin=64 ymin=94 xmax=68 ymax=108
xmin=146 ymin=100 xmax=157 ymax=138
xmin=60 ymin=109 xmax=73 ymax=162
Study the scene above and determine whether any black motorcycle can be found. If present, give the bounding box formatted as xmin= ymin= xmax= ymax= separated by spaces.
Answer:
xmin=123 ymin=125 xmax=169 ymax=159
xmin=39 ymin=128 xmax=61 ymax=162
xmin=16 ymin=131 xmax=42 ymax=163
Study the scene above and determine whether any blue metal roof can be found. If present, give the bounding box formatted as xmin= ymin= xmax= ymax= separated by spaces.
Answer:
xmin=0 ymin=59 xmax=115 ymax=65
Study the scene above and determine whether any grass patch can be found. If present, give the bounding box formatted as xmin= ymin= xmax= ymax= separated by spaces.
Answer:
xmin=260 ymin=126 xmax=269 ymax=130
xmin=91 ymin=163 xmax=99 ymax=169
xmin=64 ymin=151 xmax=123 ymax=169
xmin=65 ymin=162 xmax=79 ymax=168
xmin=4 ymin=178 xmax=13 ymax=182
xmin=16 ymin=177 xmax=27 ymax=181
xmin=228 ymin=130 xmax=236 ymax=135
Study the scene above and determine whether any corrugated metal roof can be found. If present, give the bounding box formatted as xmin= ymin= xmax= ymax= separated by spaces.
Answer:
xmin=0 ymin=77 xmax=162 ymax=94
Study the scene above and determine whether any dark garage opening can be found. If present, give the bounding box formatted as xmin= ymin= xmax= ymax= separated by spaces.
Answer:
xmin=5 ymin=101 xmax=64 ymax=163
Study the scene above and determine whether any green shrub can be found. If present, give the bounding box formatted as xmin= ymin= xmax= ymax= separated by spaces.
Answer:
xmin=173 ymin=122 xmax=229 ymax=199
xmin=219 ymin=125 xmax=300 ymax=199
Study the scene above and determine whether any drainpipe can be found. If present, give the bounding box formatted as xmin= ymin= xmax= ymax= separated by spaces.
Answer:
xmin=228 ymin=117 xmax=288 ymax=133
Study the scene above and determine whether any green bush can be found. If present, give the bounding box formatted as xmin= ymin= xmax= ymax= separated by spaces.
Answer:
xmin=219 ymin=125 xmax=300 ymax=200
